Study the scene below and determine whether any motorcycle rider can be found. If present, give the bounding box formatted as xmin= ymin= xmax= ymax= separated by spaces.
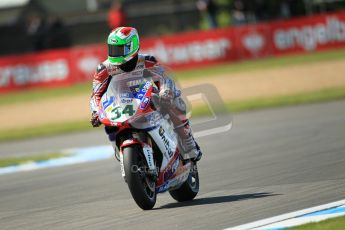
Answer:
xmin=89 ymin=26 xmax=202 ymax=162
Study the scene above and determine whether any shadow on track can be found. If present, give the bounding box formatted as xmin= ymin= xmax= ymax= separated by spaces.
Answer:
xmin=156 ymin=192 xmax=279 ymax=210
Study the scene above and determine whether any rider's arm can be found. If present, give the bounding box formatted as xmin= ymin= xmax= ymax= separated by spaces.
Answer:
xmin=145 ymin=55 xmax=187 ymax=120
xmin=90 ymin=63 xmax=111 ymax=114
xmin=144 ymin=55 xmax=177 ymax=95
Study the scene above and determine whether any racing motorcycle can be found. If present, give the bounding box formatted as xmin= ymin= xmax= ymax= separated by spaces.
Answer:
xmin=98 ymin=67 xmax=199 ymax=210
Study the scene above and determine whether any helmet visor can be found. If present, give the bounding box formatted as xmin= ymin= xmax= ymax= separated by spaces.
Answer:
xmin=108 ymin=44 xmax=131 ymax=57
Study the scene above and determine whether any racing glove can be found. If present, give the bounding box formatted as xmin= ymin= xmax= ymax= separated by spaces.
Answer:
xmin=90 ymin=111 xmax=101 ymax=127
xmin=159 ymin=88 xmax=174 ymax=107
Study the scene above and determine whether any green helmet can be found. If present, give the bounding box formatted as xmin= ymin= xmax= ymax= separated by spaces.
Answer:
xmin=107 ymin=27 xmax=140 ymax=65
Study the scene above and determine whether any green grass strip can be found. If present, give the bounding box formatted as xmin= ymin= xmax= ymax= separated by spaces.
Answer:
xmin=1 ymin=48 xmax=345 ymax=106
xmin=189 ymin=87 xmax=345 ymax=117
xmin=0 ymin=82 xmax=90 ymax=106
xmin=0 ymin=120 xmax=93 ymax=143
xmin=175 ymin=48 xmax=345 ymax=80
xmin=228 ymin=87 xmax=345 ymax=113
xmin=288 ymin=215 xmax=345 ymax=230
xmin=0 ymin=152 xmax=66 ymax=168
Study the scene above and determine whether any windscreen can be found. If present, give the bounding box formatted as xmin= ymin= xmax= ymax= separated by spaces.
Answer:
xmin=100 ymin=68 xmax=161 ymax=124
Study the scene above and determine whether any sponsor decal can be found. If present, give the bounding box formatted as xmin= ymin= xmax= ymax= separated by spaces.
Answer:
xmin=274 ymin=17 xmax=345 ymax=51
xmin=127 ymin=79 xmax=144 ymax=87
xmin=121 ymin=98 xmax=133 ymax=103
xmin=159 ymin=126 xmax=174 ymax=158
xmin=102 ymin=96 xmax=116 ymax=109
xmin=77 ymin=56 xmax=100 ymax=74
xmin=120 ymin=92 xmax=132 ymax=98
xmin=128 ymin=80 xmax=152 ymax=100
xmin=142 ymin=81 xmax=152 ymax=93
xmin=137 ymin=93 xmax=144 ymax=99
xmin=140 ymin=96 xmax=150 ymax=109
xmin=143 ymin=38 xmax=231 ymax=64
xmin=105 ymin=106 xmax=113 ymax=113
xmin=143 ymin=145 xmax=155 ymax=170
xmin=243 ymin=32 xmax=265 ymax=53
xmin=163 ymin=157 xmax=180 ymax=181
xmin=127 ymin=80 xmax=151 ymax=92
xmin=0 ymin=60 xmax=69 ymax=87
xmin=120 ymin=152 xmax=125 ymax=177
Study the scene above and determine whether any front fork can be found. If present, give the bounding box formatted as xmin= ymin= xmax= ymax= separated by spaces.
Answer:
xmin=119 ymin=137 xmax=158 ymax=180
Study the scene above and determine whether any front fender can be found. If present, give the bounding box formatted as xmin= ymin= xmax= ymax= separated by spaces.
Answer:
xmin=120 ymin=139 xmax=143 ymax=150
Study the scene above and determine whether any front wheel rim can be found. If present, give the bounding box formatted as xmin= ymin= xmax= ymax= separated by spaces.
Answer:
xmin=137 ymin=161 xmax=156 ymax=200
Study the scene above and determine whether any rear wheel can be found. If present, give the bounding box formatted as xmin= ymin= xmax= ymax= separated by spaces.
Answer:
xmin=169 ymin=162 xmax=199 ymax=202
xmin=123 ymin=145 xmax=156 ymax=210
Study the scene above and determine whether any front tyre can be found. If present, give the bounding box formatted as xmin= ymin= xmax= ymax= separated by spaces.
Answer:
xmin=123 ymin=145 xmax=156 ymax=210
xmin=169 ymin=162 xmax=199 ymax=202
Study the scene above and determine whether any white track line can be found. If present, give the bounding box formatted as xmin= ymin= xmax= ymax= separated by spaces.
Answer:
xmin=226 ymin=199 xmax=345 ymax=230
xmin=260 ymin=212 xmax=345 ymax=229
xmin=194 ymin=123 xmax=232 ymax=138
xmin=0 ymin=146 xmax=113 ymax=175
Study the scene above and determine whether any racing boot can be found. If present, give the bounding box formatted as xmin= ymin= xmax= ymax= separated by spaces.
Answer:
xmin=175 ymin=120 xmax=202 ymax=162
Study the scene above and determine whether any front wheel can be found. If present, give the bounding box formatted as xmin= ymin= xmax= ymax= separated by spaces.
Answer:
xmin=123 ymin=145 xmax=156 ymax=210
xmin=169 ymin=162 xmax=199 ymax=202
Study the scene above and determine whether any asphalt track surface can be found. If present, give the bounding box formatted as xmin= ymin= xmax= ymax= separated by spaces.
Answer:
xmin=1 ymin=100 xmax=345 ymax=230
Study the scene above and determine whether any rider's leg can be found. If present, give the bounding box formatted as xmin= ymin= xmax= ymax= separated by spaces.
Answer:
xmin=167 ymin=97 xmax=202 ymax=162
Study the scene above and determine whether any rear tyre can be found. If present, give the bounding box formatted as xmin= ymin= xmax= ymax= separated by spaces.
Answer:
xmin=123 ymin=145 xmax=156 ymax=210
xmin=169 ymin=163 xmax=199 ymax=202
